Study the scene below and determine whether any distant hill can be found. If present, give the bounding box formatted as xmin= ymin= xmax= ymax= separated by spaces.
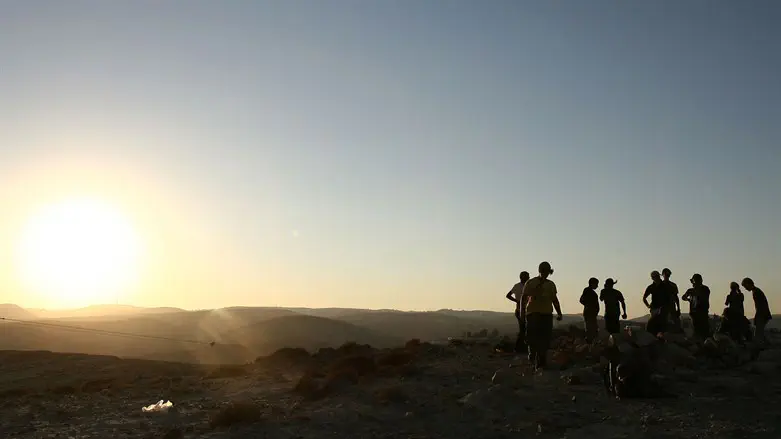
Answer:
xmin=34 ymin=304 xmax=187 ymax=319
xmin=0 ymin=304 xmax=37 ymax=321
xmin=220 ymin=315 xmax=403 ymax=354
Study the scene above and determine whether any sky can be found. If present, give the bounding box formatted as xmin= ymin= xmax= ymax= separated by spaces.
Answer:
xmin=0 ymin=1 xmax=779 ymax=316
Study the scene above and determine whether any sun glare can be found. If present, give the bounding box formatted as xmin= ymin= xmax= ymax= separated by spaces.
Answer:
xmin=15 ymin=198 xmax=142 ymax=307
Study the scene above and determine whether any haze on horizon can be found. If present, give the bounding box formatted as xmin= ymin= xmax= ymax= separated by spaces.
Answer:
xmin=1 ymin=1 xmax=779 ymax=318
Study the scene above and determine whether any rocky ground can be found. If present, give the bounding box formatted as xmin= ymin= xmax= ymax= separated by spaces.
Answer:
xmin=1 ymin=327 xmax=780 ymax=439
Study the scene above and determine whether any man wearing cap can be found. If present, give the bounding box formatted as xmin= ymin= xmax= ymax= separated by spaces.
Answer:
xmin=521 ymin=261 xmax=563 ymax=370
xmin=600 ymin=278 xmax=627 ymax=334
xmin=741 ymin=277 xmax=772 ymax=346
xmin=661 ymin=268 xmax=683 ymax=333
xmin=682 ymin=274 xmax=711 ymax=339
xmin=643 ymin=270 xmax=670 ymax=336
xmin=506 ymin=271 xmax=531 ymax=352
xmin=580 ymin=277 xmax=600 ymax=343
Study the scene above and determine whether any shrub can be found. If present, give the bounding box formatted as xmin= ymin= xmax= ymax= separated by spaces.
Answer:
xmin=209 ymin=401 xmax=263 ymax=429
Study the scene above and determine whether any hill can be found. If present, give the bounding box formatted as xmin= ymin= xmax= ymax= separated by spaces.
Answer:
xmin=0 ymin=304 xmax=37 ymax=321
xmin=220 ymin=314 xmax=403 ymax=354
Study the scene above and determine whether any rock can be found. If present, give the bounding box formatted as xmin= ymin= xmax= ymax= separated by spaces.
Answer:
xmin=560 ymin=374 xmax=582 ymax=385
xmin=630 ymin=330 xmax=659 ymax=347
xmin=551 ymin=351 xmax=573 ymax=370
xmin=745 ymin=361 xmax=778 ymax=375
xmin=664 ymin=332 xmax=689 ymax=346
xmin=491 ymin=368 xmax=522 ymax=386
xmin=163 ymin=429 xmax=184 ymax=439
xmin=660 ymin=343 xmax=697 ymax=368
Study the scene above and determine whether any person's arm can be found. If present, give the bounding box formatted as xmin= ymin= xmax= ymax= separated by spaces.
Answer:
xmin=552 ymin=284 xmax=563 ymax=320
xmin=672 ymin=285 xmax=681 ymax=313
xmin=682 ymin=289 xmax=691 ymax=302
xmin=643 ymin=286 xmax=652 ymax=309
xmin=619 ymin=293 xmax=627 ymax=319
xmin=506 ymin=290 xmax=519 ymax=303
xmin=725 ymin=294 xmax=730 ymax=306
xmin=579 ymin=289 xmax=587 ymax=306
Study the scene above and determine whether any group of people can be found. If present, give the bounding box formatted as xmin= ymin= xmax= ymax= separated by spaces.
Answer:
xmin=506 ymin=261 xmax=773 ymax=370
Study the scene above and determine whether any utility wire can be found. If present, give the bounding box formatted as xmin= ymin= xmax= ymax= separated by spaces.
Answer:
xmin=0 ymin=317 xmax=216 ymax=346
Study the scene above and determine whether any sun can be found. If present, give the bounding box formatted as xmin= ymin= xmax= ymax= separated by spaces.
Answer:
xmin=15 ymin=197 xmax=142 ymax=307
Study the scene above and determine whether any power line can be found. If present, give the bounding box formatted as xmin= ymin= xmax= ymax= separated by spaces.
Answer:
xmin=0 ymin=317 xmax=216 ymax=346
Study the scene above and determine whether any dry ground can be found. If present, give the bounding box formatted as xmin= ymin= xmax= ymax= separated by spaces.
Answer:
xmin=1 ymin=332 xmax=780 ymax=439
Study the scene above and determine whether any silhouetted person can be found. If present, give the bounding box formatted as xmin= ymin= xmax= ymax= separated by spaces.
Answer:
xmin=522 ymin=261 xmax=563 ymax=370
xmin=580 ymin=278 xmax=600 ymax=342
xmin=643 ymin=270 xmax=670 ymax=336
xmin=723 ymin=282 xmax=748 ymax=342
xmin=600 ymin=278 xmax=627 ymax=334
xmin=506 ymin=271 xmax=531 ymax=352
xmin=661 ymin=268 xmax=683 ymax=333
xmin=682 ymin=273 xmax=711 ymax=339
xmin=742 ymin=277 xmax=772 ymax=346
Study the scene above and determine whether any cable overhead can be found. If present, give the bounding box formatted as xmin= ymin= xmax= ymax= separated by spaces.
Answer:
xmin=0 ymin=317 xmax=216 ymax=347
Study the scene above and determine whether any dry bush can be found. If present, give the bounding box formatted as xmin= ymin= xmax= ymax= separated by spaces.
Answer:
xmin=293 ymin=370 xmax=323 ymax=400
xmin=328 ymin=354 xmax=376 ymax=377
xmin=80 ymin=378 xmax=116 ymax=393
xmin=374 ymin=385 xmax=408 ymax=404
xmin=405 ymin=339 xmax=422 ymax=350
xmin=258 ymin=347 xmax=311 ymax=366
xmin=206 ymin=365 xmax=249 ymax=379
xmin=209 ymin=401 xmax=263 ymax=429
xmin=377 ymin=349 xmax=415 ymax=368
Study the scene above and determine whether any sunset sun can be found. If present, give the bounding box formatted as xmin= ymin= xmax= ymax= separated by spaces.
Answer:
xmin=15 ymin=198 xmax=142 ymax=307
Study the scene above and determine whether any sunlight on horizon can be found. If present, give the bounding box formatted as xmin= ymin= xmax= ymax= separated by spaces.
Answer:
xmin=14 ymin=197 xmax=144 ymax=308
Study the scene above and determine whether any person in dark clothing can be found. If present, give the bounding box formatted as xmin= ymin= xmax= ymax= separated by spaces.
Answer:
xmin=723 ymin=282 xmax=749 ymax=343
xmin=742 ymin=277 xmax=772 ymax=346
xmin=661 ymin=268 xmax=683 ymax=333
xmin=681 ymin=273 xmax=711 ymax=339
xmin=506 ymin=271 xmax=531 ymax=352
xmin=580 ymin=278 xmax=600 ymax=342
xmin=522 ymin=261 xmax=563 ymax=370
xmin=600 ymin=278 xmax=627 ymax=334
xmin=643 ymin=270 xmax=670 ymax=336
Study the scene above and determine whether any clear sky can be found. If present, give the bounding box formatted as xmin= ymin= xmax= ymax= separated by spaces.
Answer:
xmin=1 ymin=1 xmax=779 ymax=316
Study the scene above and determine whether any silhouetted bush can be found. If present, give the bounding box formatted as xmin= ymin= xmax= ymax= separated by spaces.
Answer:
xmin=209 ymin=401 xmax=263 ymax=429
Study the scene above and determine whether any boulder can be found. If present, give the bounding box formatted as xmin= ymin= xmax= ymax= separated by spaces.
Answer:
xmin=491 ymin=368 xmax=524 ymax=386
xmin=629 ymin=329 xmax=659 ymax=347
xmin=660 ymin=343 xmax=697 ymax=368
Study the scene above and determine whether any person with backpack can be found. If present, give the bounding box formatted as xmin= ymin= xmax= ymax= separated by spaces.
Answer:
xmin=681 ymin=273 xmax=711 ymax=339
xmin=580 ymin=277 xmax=600 ymax=342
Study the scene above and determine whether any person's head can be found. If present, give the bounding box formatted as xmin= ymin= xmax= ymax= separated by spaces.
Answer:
xmin=651 ymin=270 xmax=661 ymax=283
xmin=741 ymin=277 xmax=755 ymax=291
xmin=662 ymin=268 xmax=672 ymax=280
xmin=730 ymin=281 xmax=740 ymax=292
xmin=605 ymin=278 xmax=617 ymax=288
xmin=690 ymin=273 xmax=703 ymax=286
xmin=538 ymin=261 xmax=553 ymax=279
xmin=520 ymin=271 xmax=530 ymax=283
xmin=588 ymin=277 xmax=599 ymax=289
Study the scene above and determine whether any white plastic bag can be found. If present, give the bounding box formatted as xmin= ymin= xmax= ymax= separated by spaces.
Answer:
xmin=142 ymin=400 xmax=173 ymax=413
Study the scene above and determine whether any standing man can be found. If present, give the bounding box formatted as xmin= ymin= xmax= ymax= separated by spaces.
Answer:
xmin=522 ymin=261 xmax=563 ymax=370
xmin=681 ymin=273 xmax=711 ymax=339
xmin=600 ymin=278 xmax=627 ymax=334
xmin=506 ymin=271 xmax=531 ymax=352
xmin=742 ymin=277 xmax=772 ymax=346
xmin=661 ymin=268 xmax=683 ymax=333
xmin=643 ymin=270 xmax=670 ymax=336
xmin=580 ymin=277 xmax=600 ymax=342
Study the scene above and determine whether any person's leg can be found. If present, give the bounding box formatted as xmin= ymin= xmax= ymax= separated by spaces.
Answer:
xmin=525 ymin=313 xmax=538 ymax=364
xmin=537 ymin=314 xmax=554 ymax=368
xmin=756 ymin=317 xmax=767 ymax=345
